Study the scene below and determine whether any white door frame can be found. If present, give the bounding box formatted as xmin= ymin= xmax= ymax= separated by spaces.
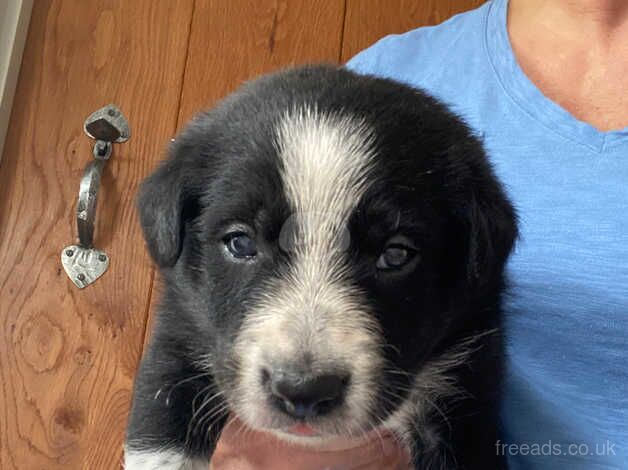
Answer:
xmin=0 ymin=0 xmax=33 ymax=163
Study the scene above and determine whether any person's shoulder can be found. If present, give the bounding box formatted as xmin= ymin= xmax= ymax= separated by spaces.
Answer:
xmin=346 ymin=1 xmax=492 ymax=85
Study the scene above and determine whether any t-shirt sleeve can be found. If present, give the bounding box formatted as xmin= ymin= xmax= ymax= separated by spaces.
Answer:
xmin=344 ymin=8 xmax=486 ymax=89
xmin=343 ymin=31 xmax=436 ymax=86
xmin=344 ymin=36 xmax=396 ymax=76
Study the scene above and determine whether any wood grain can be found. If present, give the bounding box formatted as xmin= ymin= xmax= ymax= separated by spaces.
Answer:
xmin=341 ymin=0 xmax=485 ymax=62
xmin=0 ymin=1 xmax=193 ymax=468
xmin=176 ymin=0 xmax=347 ymax=125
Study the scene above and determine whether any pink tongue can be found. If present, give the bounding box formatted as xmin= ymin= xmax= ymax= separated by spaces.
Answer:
xmin=288 ymin=423 xmax=318 ymax=436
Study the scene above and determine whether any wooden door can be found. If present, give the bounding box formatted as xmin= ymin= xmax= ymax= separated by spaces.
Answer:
xmin=0 ymin=1 xmax=484 ymax=468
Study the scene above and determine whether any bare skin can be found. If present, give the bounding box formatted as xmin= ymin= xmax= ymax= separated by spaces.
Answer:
xmin=509 ymin=0 xmax=628 ymax=131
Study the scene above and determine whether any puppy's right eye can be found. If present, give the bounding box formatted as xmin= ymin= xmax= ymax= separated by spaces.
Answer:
xmin=224 ymin=232 xmax=258 ymax=259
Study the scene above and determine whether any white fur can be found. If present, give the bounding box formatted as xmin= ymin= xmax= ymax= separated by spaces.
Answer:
xmin=124 ymin=448 xmax=207 ymax=470
xmin=232 ymin=106 xmax=383 ymax=437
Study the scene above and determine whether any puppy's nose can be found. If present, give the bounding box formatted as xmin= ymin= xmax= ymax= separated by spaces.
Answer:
xmin=267 ymin=370 xmax=349 ymax=419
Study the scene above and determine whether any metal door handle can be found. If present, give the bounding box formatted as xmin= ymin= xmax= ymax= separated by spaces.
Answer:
xmin=61 ymin=104 xmax=131 ymax=288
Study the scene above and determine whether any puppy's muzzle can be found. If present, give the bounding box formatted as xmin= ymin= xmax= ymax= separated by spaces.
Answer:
xmin=263 ymin=366 xmax=350 ymax=420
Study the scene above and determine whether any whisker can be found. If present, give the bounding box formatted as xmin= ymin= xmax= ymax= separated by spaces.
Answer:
xmin=165 ymin=372 xmax=213 ymax=404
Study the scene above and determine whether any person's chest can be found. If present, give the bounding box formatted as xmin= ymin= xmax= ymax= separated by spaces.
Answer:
xmin=493 ymin=132 xmax=628 ymax=400
xmin=486 ymin=119 xmax=628 ymax=466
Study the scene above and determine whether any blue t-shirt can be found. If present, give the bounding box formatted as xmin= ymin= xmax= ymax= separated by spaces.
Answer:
xmin=347 ymin=0 xmax=628 ymax=468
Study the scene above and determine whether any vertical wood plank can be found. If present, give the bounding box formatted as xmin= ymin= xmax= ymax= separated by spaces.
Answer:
xmin=341 ymin=0 xmax=485 ymax=62
xmin=177 ymin=0 xmax=347 ymax=125
xmin=0 ymin=1 xmax=193 ymax=468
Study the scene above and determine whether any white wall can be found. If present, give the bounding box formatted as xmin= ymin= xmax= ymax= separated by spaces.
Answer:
xmin=0 ymin=0 xmax=33 ymax=163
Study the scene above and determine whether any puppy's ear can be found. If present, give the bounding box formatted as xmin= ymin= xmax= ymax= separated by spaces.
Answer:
xmin=137 ymin=140 xmax=204 ymax=268
xmin=465 ymin=186 xmax=517 ymax=288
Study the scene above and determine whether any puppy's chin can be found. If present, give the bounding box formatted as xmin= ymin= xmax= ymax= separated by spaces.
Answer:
xmin=231 ymin=399 xmax=374 ymax=446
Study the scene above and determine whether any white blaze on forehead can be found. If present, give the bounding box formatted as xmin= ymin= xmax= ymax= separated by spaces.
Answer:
xmin=232 ymin=105 xmax=383 ymax=435
xmin=276 ymin=105 xmax=377 ymax=253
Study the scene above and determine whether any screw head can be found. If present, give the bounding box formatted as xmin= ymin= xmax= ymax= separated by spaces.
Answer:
xmin=77 ymin=273 xmax=86 ymax=281
xmin=65 ymin=249 xmax=74 ymax=257
xmin=107 ymin=108 xmax=117 ymax=117
xmin=98 ymin=254 xmax=107 ymax=262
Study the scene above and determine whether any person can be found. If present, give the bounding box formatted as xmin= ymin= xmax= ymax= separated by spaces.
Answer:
xmin=347 ymin=0 xmax=628 ymax=468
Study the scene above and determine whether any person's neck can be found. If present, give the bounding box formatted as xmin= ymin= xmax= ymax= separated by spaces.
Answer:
xmin=507 ymin=0 xmax=628 ymax=131
xmin=509 ymin=0 xmax=628 ymax=48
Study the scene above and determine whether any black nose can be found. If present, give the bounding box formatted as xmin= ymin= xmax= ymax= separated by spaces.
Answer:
xmin=267 ymin=370 xmax=349 ymax=419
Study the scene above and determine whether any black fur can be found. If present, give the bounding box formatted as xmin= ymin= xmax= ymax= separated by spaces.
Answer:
xmin=127 ymin=65 xmax=517 ymax=469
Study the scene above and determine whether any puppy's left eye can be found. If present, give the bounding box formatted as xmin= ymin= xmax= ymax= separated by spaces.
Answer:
xmin=376 ymin=244 xmax=417 ymax=270
xmin=224 ymin=232 xmax=258 ymax=259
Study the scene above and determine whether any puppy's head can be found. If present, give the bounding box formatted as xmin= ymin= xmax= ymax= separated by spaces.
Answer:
xmin=138 ymin=66 xmax=516 ymax=444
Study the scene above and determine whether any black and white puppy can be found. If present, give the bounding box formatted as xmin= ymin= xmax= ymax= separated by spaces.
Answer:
xmin=126 ymin=65 xmax=517 ymax=469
